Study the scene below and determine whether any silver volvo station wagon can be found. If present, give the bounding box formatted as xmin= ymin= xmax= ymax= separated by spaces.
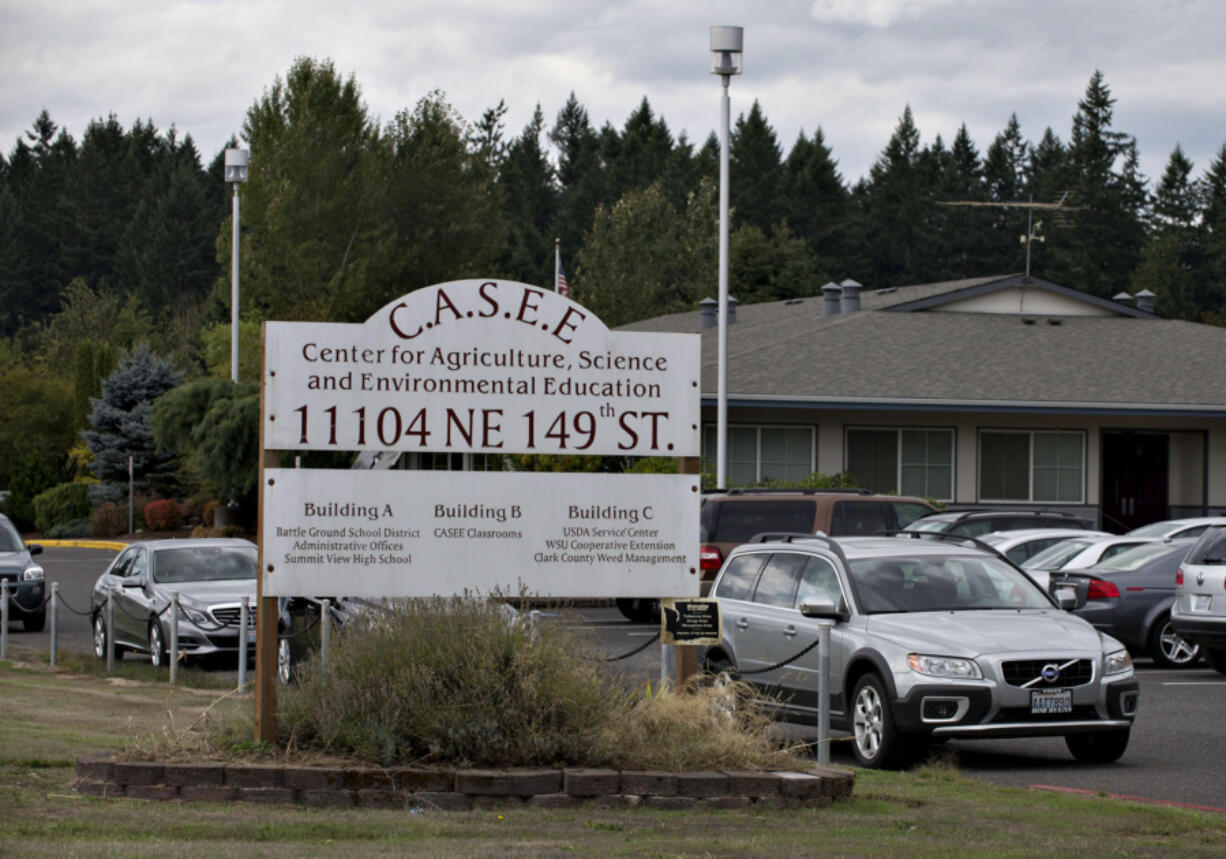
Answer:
xmin=703 ymin=534 xmax=1139 ymax=768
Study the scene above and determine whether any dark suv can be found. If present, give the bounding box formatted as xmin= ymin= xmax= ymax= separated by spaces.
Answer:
xmin=0 ymin=512 xmax=47 ymax=631
xmin=903 ymin=509 xmax=1094 ymax=538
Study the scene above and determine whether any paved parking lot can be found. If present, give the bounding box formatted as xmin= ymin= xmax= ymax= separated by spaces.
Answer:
xmin=9 ymin=546 xmax=1226 ymax=811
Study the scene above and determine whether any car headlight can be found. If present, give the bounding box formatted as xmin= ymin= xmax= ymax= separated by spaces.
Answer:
xmin=907 ymin=653 xmax=983 ymax=679
xmin=1103 ymin=648 xmax=1132 ymax=675
xmin=177 ymin=602 xmax=210 ymax=626
xmin=22 ymin=565 xmax=44 ymax=581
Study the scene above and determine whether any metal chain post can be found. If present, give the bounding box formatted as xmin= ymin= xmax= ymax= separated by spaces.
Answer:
xmin=50 ymin=583 xmax=59 ymax=668
xmin=817 ymin=621 xmax=832 ymax=766
xmin=1 ymin=580 xmax=8 ymax=659
xmin=319 ymin=598 xmax=330 ymax=670
xmin=238 ymin=596 xmax=249 ymax=690
xmin=659 ymin=642 xmax=675 ymax=690
xmin=106 ymin=589 xmax=115 ymax=675
xmin=169 ymin=594 xmax=179 ymax=686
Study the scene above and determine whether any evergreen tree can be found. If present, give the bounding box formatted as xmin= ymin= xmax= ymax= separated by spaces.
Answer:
xmin=1131 ymin=145 xmax=1208 ymax=317
xmin=855 ymin=105 xmax=930 ymax=286
xmin=497 ymin=105 xmax=558 ymax=284
xmin=151 ymin=378 xmax=260 ymax=504
xmin=782 ymin=127 xmax=851 ymax=271
xmin=549 ymin=93 xmax=606 ymax=269
xmin=1202 ymin=144 xmax=1226 ymax=314
xmin=81 ymin=344 xmax=183 ymax=496
xmin=605 ymin=98 xmax=673 ymax=203
xmin=1043 ymin=72 xmax=1146 ymax=296
xmin=730 ymin=100 xmax=785 ymax=235
xmin=982 ymin=114 xmax=1033 ymax=273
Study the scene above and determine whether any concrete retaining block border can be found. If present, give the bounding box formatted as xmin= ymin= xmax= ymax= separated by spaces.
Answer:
xmin=75 ymin=757 xmax=854 ymax=810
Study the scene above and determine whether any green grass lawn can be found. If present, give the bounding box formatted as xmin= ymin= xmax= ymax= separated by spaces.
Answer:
xmin=3 ymin=651 xmax=1225 ymax=857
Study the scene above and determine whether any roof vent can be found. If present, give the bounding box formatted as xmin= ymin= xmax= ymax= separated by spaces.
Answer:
xmin=728 ymin=295 xmax=738 ymax=325
xmin=821 ymin=282 xmax=841 ymax=316
xmin=1135 ymin=289 xmax=1156 ymax=314
xmin=840 ymin=279 xmax=862 ymax=314
xmin=1112 ymin=291 xmax=1135 ymax=306
xmin=1047 ymin=318 xmax=1062 ymax=326
xmin=699 ymin=297 xmax=717 ymax=330
xmin=1022 ymin=317 xmax=1036 ymax=325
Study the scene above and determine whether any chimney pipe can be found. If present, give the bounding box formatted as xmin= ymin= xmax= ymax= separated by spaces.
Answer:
xmin=700 ymin=297 xmax=717 ymax=331
xmin=840 ymin=278 xmax=862 ymax=314
xmin=821 ymin=282 xmax=841 ymax=317
xmin=1134 ymin=289 xmax=1156 ymax=314
xmin=1112 ymin=291 xmax=1135 ymax=307
xmin=727 ymin=295 xmax=738 ymax=325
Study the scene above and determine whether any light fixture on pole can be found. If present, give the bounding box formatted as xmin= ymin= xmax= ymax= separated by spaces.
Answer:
xmin=709 ymin=25 xmax=742 ymax=490
xmin=224 ymin=148 xmax=250 ymax=384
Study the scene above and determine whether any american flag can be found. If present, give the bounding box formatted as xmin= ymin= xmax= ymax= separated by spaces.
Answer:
xmin=555 ymin=249 xmax=569 ymax=297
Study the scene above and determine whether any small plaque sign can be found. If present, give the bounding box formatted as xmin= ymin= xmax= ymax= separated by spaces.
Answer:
xmin=660 ymin=598 xmax=722 ymax=646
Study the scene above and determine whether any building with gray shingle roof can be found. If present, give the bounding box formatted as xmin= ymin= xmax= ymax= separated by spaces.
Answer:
xmin=623 ymin=274 xmax=1226 ymax=531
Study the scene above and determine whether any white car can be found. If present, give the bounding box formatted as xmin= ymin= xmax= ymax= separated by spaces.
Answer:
xmin=1022 ymin=535 xmax=1161 ymax=591
xmin=1126 ymin=517 xmax=1226 ymax=540
xmin=978 ymin=528 xmax=1111 ymax=567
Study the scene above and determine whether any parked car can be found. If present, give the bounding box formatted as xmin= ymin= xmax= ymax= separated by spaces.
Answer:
xmin=703 ymin=533 xmax=1138 ymax=768
xmin=1125 ymin=517 xmax=1226 ymax=541
xmin=0 ymin=513 xmax=46 ymax=631
xmin=90 ymin=538 xmax=258 ymax=666
xmin=978 ymin=528 xmax=1111 ymax=567
xmin=904 ymin=508 xmax=1094 ymax=538
xmin=1171 ymin=525 xmax=1226 ymax=674
xmin=1021 ymin=534 xmax=1160 ymax=591
xmin=1057 ymin=539 xmax=1199 ymax=669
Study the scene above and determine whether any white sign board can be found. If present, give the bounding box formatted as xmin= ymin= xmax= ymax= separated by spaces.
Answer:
xmin=261 ymin=468 xmax=700 ymax=599
xmin=264 ymin=280 xmax=700 ymax=457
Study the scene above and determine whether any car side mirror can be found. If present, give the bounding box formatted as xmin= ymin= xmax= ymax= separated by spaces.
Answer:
xmin=27 ymin=543 xmax=43 ymax=556
xmin=1053 ymin=587 xmax=1077 ymax=611
xmin=799 ymin=595 xmax=844 ymax=621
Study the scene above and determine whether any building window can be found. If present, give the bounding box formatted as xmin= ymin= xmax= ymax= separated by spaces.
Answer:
xmin=979 ymin=430 xmax=1084 ymax=503
xmin=702 ymin=425 xmax=815 ymax=485
xmin=845 ymin=428 xmax=954 ymax=500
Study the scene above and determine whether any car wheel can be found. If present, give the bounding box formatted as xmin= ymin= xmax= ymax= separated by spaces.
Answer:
xmin=23 ymin=606 xmax=46 ymax=632
xmin=851 ymin=673 xmax=904 ymax=769
xmin=1203 ymin=648 xmax=1226 ymax=675
xmin=277 ymin=637 xmax=293 ymax=685
xmin=1065 ymin=728 xmax=1130 ymax=763
xmin=1148 ymin=615 xmax=1199 ymax=668
xmin=616 ymin=598 xmax=660 ymax=624
xmin=92 ymin=613 xmax=110 ymax=660
xmin=148 ymin=621 xmax=167 ymax=668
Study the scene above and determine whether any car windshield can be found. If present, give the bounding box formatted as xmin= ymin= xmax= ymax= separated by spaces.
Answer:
xmin=152 ymin=546 xmax=258 ymax=583
xmin=1126 ymin=521 xmax=1181 ymax=537
xmin=1023 ymin=539 xmax=1094 ymax=571
xmin=1093 ymin=541 xmax=1185 ymax=573
xmin=848 ymin=554 xmax=1053 ymax=613
xmin=0 ymin=519 xmax=24 ymax=552
xmin=902 ymin=518 xmax=949 ymax=533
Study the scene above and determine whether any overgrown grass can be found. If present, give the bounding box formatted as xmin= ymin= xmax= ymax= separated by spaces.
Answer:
xmin=47 ymin=649 xmax=237 ymax=690
xmin=269 ymin=597 xmax=804 ymax=771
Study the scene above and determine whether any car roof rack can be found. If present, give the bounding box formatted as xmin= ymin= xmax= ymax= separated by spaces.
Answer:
xmin=875 ymin=529 xmax=1014 ymax=563
xmin=745 ymin=531 xmax=850 ymax=566
xmin=721 ymin=487 xmax=873 ymax=496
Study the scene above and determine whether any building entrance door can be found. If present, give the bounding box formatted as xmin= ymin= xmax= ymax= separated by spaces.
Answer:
xmin=1101 ymin=432 xmax=1169 ymax=533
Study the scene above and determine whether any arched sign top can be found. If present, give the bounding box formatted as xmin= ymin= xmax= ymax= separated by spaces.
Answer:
xmin=263 ymin=278 xmax=700 ymax=457
xmin=368 ymin=279 xmax=610 ymax=346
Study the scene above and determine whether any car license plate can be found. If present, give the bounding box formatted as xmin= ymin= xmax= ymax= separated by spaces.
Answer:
xmin=1030 ymin=688 xmax=1072 ymax=715
xmin=1194 ymin=594 xmax=1212 ymax=611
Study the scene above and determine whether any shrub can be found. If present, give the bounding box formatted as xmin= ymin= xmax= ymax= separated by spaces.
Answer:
xmin=46 ymin=517 xmax=92 ymax=538
xmin=91 ymin=502 xmax=128 ymax=538
xmin=203 ymin=500 xmax=220 ymax=527
xmin=274 ymin=597 xmax=806 ymax=772
xmin=144 ymin=498 xmax=183 ymax=531
xmin=32 ymin=482 xmax=92 ymax=533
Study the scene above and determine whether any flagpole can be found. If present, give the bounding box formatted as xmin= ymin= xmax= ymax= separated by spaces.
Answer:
xmin=554 ymin=238 xmax=561 ymax=292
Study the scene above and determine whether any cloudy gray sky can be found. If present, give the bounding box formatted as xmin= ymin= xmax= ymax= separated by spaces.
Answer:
xmin=2 ymin=0 xmax=1223 ymax=188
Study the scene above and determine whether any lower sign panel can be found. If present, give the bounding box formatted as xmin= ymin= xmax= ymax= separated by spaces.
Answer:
xmin=261 ymin=468 xmax=700 ymax=599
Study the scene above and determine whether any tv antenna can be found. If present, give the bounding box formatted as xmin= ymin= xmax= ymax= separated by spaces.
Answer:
xmin=937 ymin=193 xmax=1086 ymax=281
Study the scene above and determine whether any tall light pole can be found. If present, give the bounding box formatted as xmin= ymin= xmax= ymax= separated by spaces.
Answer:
xmin=224 ymin=148 xmax=250 ymax=384
xmin=710 ymin=26 xmax=742 ymax=490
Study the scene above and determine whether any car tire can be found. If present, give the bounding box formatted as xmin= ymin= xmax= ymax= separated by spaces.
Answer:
xmin=1065 ymin=728 xmax=1130 ymax=763
xmin=1147 ymin=615 xmax=1199 ymax=669
xmin=92 ymin=613 xmax=125 ymax=661
xmin=23 ymin=606 xmax=46 ymax=632
xmin=1203 ymin=648 xmax=1226 ymax=675
xmin=148 ymin=621 xmax=167 ymax=668
xmin=851 ymin=673 xmax=905 ymax=769
xmin=616 ymin=598 xmax=660 ymax=624
xmin=277 ymin=637 xmax=293 ymax=685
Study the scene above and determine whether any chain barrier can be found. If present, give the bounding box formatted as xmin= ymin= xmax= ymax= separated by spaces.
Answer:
xmin=602 ymin=630 xmax=661 ymax=662
xmin=5 ymin=592 xmax=53 ymax=614
xmin=722 ymin=635 xmax=822 ymax=677
xmin=55 ymin=591 xmax=97 ymax=616
xmin=279 ymin=613 xmax=322 ymax=641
